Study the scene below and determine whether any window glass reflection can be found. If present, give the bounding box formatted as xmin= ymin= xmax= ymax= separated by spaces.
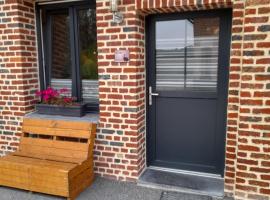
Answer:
xmin=78 ymin=8 xmax=98 ymax=104
xmin=50 ymin=12 xmax=72 ymax=96
xmin=156 ymin=17 xmax=220 ymax=91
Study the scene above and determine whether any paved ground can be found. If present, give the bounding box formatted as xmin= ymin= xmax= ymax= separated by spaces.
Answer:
xmin=0 ymin=177 xmax=232 ymax=200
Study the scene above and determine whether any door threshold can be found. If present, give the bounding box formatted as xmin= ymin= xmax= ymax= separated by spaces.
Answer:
xmin=148 ymin=166 xmax=222 ymax=179
xmin=138 ymin=168 xmax=224 ymax=198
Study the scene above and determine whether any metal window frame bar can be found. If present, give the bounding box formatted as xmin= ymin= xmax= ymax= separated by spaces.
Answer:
xmin=37 ymin=0 xmax=85 ymax=5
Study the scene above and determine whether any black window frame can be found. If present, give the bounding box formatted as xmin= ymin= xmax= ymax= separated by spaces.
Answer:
xmin=36 ymin=0 xmax=99 ymax=112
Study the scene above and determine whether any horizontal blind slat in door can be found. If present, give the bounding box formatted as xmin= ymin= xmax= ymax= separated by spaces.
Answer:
xmin=156 ymin=49 xmax=185 ymax=89
xmin=186 ymin=36 xmax=219 ymax=89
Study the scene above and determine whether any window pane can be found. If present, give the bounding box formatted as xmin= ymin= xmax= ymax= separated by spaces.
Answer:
xmin=156 ymin=20 xmax=185 ymax=91
xmin=78 ymin=8 xmax=98 ymax=103
xmin=50 ymin=12 xmax=72 ymax=96
xmin=186 ymin=18 xmax=219 ymax=90
xmin=155 ymin=17 xmax=220 ymax=91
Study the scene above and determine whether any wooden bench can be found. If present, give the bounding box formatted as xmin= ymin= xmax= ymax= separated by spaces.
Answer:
xmin=0 ymin=117 xmax=96 ymax=200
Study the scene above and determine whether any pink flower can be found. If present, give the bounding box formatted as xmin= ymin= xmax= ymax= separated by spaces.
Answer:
xmin=36 ymin=87 xmax=75 ymax=106
xmin=43 ymin=95 xmax=49 ymax=101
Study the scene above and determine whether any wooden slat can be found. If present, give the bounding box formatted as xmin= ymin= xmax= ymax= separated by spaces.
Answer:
xmin=23 ymin=118 xmax=55 ymax=127
xmin=30 ymin=184 xmax=69 ymax=197
xmin=69 ymin=160 xmax=93 ymax=179
xmin=0 ymin=161 xmax=29 ymax=171
xmin=29 ymin=185 xmax=68 ymax=197
xmin=0 ymin=168 xmax=29 ymax=180
xmin=87 ymin=124 xmax=97 ymax=158
xmin=0 ymin=166 xmax=66 ymax=179
xmin=69 ymin=168 xmax=94 ymax=199
xmin=23 ymin=118 xmax=93 ymax=131
xmin=0 ymin=178 xmax=30 ymax=191
xmin=0 ymin=157 xmax=74 ymax=181
xmin=0 ymin=166 xmax=68 ymax=197
xmin=30 ymin=175 xmax=68 ymax=190
xmin=20 ymin=137 xmax=89 ymax=152
xmin=18 ymin=145 xmax=87 ymax=160
xmin=0 ymin=155 xmax=77 ymax=170
xmin=0 ymin=159 xmax=30 ymax=190
xmin=53 ymin=120 xmax=93 ymax=130
xmin=0 ymin=169 xmax=68 ymax=188
xmin=11 ymin=152 xmax=85 ymax=164
xmin=22 ymin=126 xmax=91 ymax=139
xmin=30 ymin=168 xmax=68 ymax=179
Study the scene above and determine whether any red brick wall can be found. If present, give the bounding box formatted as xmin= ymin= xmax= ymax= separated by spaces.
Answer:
xmin=0 ymin=0 xmax=38 ymax=155
xmin=95 ymin=0 xmax=146 ymax=181
xmin=232 ymin=1 xmax=270 ymax=199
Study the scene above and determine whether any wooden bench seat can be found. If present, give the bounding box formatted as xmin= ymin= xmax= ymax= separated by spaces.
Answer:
xmin=0 ymin=117 xmax=96 ymax=200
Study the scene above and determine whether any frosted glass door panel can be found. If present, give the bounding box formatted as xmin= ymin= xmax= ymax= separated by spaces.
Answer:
xmin=155 ymin=17 xmax=220 ymax=91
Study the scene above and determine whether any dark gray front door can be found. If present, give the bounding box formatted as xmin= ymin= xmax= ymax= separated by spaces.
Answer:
xmin=147 ymin=10 xmax=231 ymax=175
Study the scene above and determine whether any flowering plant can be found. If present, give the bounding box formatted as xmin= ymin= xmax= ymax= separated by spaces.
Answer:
xmin=35 ymin=87 xmax=77 ymax=106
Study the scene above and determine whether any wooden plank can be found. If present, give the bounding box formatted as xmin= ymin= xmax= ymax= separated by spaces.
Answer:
xmin=53 ymin=120 xmax=93 ymax=131
xmin=23 ymin=118 xmax=93 ymax=131
xmin=0 ymin=173 xmax=29 ymax=185
xmin=11 ymin=152 xmax=84 ymax=164
xmin=18 ymin=145 xmax=88 ymax=160
xmin=68 ymin=160 xmax=93 ymax=179
xmin=30 ymin=168 xmax=68 ymax=179
xmin=29 ymin=171 xmax=68 ymax=190
xmin=20 ymin=137 xmax=89 ymax=152
xmin=0 ymin=168 xmax=29 ymax=179
xmin=0 ymin=159 xmax=70 ymax=181
xmin=0 ymin=177 xmax=29 ymax=185
xmin=22 ymin=126 xmax=91 ymax=139
xmin=0 ymin=178 xmax=30 ymax=191
xmin=87 ymin=125 xmax=97 ymax=158
xmin=1 ymin=155 xmax=77 ymax=170
xmin=0 ymin=160 xmax=30 ymax=171
xmin=30 ymin=184 xmax=68 ymax=197
xmin=69 ymin=168 xmax=94 ymax=199
xmin=0 ymin=167 xmax=66 ymax=180
xmin=23 ymin=118 xmax=55 ymax=128
xmin=0 ymin=162 xmax=30 ymax=189
xmin=0 ymin=172 xmax=67 ymax=187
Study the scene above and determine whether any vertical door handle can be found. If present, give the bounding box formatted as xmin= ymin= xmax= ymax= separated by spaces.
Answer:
xmin=149 ymin=86 xmax=159 ymax=106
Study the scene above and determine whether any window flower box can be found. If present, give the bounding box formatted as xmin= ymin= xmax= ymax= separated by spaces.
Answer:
xmin=35 ymin=87 xmax=86 ymax=117
xmin=35 ymin=103 xmax=86 ymax=117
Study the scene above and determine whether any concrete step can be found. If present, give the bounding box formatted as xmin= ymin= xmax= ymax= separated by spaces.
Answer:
xmin=138 ymin=168 xmax=226 ymax=199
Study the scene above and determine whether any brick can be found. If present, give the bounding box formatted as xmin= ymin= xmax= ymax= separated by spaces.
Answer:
xmin=244 ymin=34 xmax=267 ymax=40
xmin=246 ymin=0 xmax=270 ymax=6
xmin=249 ymin=180 xmax=269 ymax=187
xmin=245 ymin=17 xmax=269 ymax=24
xmin=258 ymin=25 xmax=270 ymax=32
xmin=260 ymin=188 xmax=270 ymax=195
xmin=258 ymin=7 xmax=270 ymax=14
xmin=253 ymin=108 xmax=270 ymax=114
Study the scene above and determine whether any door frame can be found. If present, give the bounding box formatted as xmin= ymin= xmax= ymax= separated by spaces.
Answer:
xmin=145 ymin=9 xmax=232 ymax=176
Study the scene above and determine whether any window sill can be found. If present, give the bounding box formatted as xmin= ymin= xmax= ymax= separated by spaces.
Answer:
xmin=25 ymin=111 xmax=99 ymax=124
